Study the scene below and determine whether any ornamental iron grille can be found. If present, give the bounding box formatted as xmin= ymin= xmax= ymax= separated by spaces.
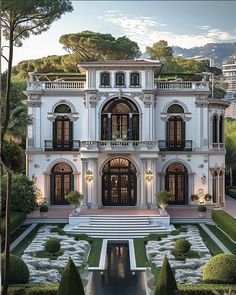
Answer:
xmin=102 ymin=158 xmax=137 ymax=206
xmin=165 ymin=162 xmax=188 ymax=205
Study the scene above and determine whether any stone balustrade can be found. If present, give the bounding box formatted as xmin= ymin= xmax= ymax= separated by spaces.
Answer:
xmin=156 ymin=81 xmax=209 ymax=91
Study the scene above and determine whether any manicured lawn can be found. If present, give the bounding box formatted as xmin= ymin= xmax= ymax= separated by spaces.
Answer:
xmin=87 ymin=238 xmax=103 ymax=267
xmin=196 ymin=225 xmax=223 ymax=256
xmin=205 ymin=224 xmax=236 ymax=255
xmin=11 ymin=224 xmax=43 ymax=256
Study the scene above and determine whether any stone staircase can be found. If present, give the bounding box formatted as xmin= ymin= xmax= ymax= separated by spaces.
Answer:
xmin=64 ymin=215 xmax=173 ymax=238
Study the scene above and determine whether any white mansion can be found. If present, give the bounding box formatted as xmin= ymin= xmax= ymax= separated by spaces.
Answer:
xmin=25 ymin=60 xmax=230 ymax=209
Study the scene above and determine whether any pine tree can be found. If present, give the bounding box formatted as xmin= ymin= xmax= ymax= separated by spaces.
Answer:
xmin=154 ymin=255 xmax=178 ymax=295
xmin=58 ymin=258 xmax=85 ymax=295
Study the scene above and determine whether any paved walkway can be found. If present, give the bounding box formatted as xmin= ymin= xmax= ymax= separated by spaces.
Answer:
xmin=26 ymin=196 xmax=236 ymax=220
xmin=10 ymin=224 xmax=37 ymax=251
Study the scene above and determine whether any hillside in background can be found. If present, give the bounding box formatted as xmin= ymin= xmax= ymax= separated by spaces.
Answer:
xmin=172 ymin=42 xmax=236 ymax=67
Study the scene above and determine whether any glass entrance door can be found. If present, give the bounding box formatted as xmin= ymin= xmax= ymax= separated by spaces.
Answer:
xmin=102 ymin=158 xmax=137 ymax=206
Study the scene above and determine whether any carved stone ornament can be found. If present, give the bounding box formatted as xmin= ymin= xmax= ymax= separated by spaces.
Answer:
xmin=26 ymin=100 xmax=42 ymax=107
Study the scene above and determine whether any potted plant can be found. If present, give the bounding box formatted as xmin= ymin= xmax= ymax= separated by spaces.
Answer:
xmin=65 ymin=191 xmax=83 ymax=216
xmin=155 ymin=190 xmax=172 ymax=215
xmin=197 ymin=205 xmax=207 ymax=217
xmin=40 ymin=203 xmax=48 ymax=218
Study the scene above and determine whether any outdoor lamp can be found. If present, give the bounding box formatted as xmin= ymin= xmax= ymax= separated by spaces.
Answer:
xmin=145 ymin=170 xmax=153 ymax=182
xmin=86 ymin=170 xmax=94 ymax=182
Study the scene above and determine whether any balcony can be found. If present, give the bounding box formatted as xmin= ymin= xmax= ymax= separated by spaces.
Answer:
xmin=158 ymin=140 xmax=192 ymax=151
xmin=155 ymin=81 xmax=209 ymax=92
xmin=211 ymin=143 xmax=225 ymax=151
xmin=45 ymin=140 xmax=80 ymax=151
xmin=80 ymin=140 xmax=159 ymax=151
xmin=27 ymin=81 xmax=85 ymax=92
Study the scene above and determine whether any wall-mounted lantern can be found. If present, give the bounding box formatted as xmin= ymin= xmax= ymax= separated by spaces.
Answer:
xmin=86 ymin=170 xmax=94 ymax=182
xmin=145 ymin=170 xmax=154 ymax=182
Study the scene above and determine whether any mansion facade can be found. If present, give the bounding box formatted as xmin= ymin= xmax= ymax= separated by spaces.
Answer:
xmin=25 ymin=60 xmax=230 ymax=208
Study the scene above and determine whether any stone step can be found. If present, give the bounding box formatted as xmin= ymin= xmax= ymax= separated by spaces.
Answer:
xmin=87 ymin=223 xmax=156 ymax=228
xmin=89 ymin=221 xmax=150 ymax=226
xmin=72 ymin=226 xmax=166 ymax=232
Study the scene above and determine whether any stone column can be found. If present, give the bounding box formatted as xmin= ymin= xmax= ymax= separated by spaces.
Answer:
xmin=73 ymin=172 xmax=80 ymax=192
xmin=146 ymin=159 xmax=152 ymax=208
xmin=43 ymin=172 xmax=51 ymax=204
xmin=140 ymin=160 xmax=146 ymax=208
xmin=81 ymin=160 xmax=88 ymax=205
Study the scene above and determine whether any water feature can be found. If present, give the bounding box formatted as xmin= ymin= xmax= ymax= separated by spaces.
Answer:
xmin=89 ymin=241 xmax=146 ymax=295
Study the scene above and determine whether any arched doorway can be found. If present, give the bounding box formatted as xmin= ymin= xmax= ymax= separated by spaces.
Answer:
xmin=50 ymin=162 xmax=73 ymax=204
xmin=165 ymin=162 xmax=188 ymax=205
xmin=102 ymin=158 xmax=137 ymax=206
xmin=101 ymin=98 xmax=139 ymax=141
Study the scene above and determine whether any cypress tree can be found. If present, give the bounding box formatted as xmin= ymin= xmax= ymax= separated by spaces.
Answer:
xmin=154 ymin=255 xmax=178 ymax=295
xmin=58 ymin=257 xmax=85 ymax=295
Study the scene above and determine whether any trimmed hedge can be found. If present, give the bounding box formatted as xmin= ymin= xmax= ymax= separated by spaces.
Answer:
xmin=1 ymin=212 xmax=26 ymax=239
xmin=1 ymin=254 xmax=29 ymax=284
xmin=44 ymin=239 xmax=61 ymax=256
xmin=227 ymin=188 xmax=236 ymax=200
xmin=203 ymin=253 xmax=236 ymax=284
xmin=211 ymin=210 xmax=236 ymax=242
xmin=8 ymin=285 xmax=58 ymax=295
xmin=176 ymin=284 xmax=236 ymax=295
xmin=174 ymin=239 xmax=191 ymax=255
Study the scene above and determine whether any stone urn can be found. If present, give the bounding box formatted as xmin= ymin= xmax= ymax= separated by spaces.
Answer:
xmin=155 ymin=190 xmax=172 ymax=216
xmin=65 ymin=191 xmax=83 ymax=216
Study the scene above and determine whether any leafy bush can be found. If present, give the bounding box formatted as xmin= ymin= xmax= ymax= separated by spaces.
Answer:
xmin=203 ymin=253 xmax=236 ymax=284
xmin=1 ymin=254 xmax=29 ymax=284
xmin=198 ymin=205 xmax=207 ymax=212
xmin=1 ymin=174 xmax=37 ymax=213
xmin=44 ymin=239 xmax=61 ymax=256
xmin=2 ymin=140 xmax=24 ymax=172
xmin=174 ymin=239 xmax=191 ymax=256
xmin=211 ymin=210 xmax=236 ymax=242
xmin=1 ymin=212 xmax=26 ymax=238
xmin=40 ymin=204 xmax=48 ymax=212
xmin=155 ymin=190 xmax=172 ymax=204
xmin=65 ymin=191 xmax=83 ymax=208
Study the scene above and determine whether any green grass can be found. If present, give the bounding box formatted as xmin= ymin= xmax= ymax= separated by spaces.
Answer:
xmin=35 ymin=250 xmax=63 ymax=260
xmin=205 ymin=224 xmax=236 ymax=255
xmin=87 ymin=238 xmax=103 ymax=267
xmin=11 ymin=224 xmax=43 ymax=257
xmin=196 ymin=225 xmax=223 ymax=256
xmin=1 ymin=212 xmax=26 ymax=239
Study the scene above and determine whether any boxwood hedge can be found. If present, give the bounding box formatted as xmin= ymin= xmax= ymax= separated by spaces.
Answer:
xmin=211 ymin=210 xmax=236 ymax=242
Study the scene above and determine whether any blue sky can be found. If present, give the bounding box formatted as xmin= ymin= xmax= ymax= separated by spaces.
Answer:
xmin=2 ymin=1 xmax=236 ymax=71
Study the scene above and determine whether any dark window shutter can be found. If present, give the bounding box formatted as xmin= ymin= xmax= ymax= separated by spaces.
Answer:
xmin=69 ymin=121 xmax=73 ymax=140
xmin=166 ymin=121 xmax=169 ymax=147
xmin=53 ymin=121 xmax=55 ymax=149
xmin=165 ymin=174 xmax=169 ymax=191
xmin=70 ymin=174 xmax=74 ymax=191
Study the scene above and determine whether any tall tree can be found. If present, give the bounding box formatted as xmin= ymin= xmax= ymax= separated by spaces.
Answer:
xmin=146 ymin=40 xmax=173 ymax=62
xmin=0 ymin=1 xmax=73 ymax=294
xmin=59 ymin=30 xmax=141 ymax=61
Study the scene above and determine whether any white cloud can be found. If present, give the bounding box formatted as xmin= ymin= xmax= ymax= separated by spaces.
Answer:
xmin=100 ymin=11 xmax=236 ymax=50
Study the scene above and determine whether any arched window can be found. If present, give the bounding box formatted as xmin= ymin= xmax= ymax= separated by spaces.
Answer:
xmin=212 ymin=115 xmax=218 ymax=143
xmin=165 ymin=162 xmax=188 ymax=205
xmin=115 ymin=72 xmax=125 ymax=86
xmin=100 ymin=72 xmax=110 ymax=87
xmin=167 ymin=104 xmax=184 ymax=113
xmin=219 ymin=116 xmax=224 ymax=143
xmin=54 ymin=104 xmax=71 ymax=113
xmin=102 ymin=158 xmax=137 ymax=206
xmin=166 ymin=105 xmax=185 ymax=150
xmin=50 ymin=162 xmax=73 ymax=205
xmin=130 ymin=73 xmax=140 ymax=86
xmin=101 ymin=98 xmax=139 ymax=140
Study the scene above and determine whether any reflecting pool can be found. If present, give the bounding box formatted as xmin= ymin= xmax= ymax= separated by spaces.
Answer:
xmin=89 ymin=242 xmax=146 ymax=295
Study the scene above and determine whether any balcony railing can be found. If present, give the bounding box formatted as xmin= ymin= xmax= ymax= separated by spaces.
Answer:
xmin=155 ymin=81 xmax=209 ymax=92
xmin=211 ymin=143 xmax=225 ymax=150
xmin=27 ymin=81 xmax=85 ymax=91
xmin=45 ymin=140 xmax=80 ymax=151
xmin=80 ymin=140 xmax=159 ymax=151
xmin=158 ymin=140 xmax=192 ymax=151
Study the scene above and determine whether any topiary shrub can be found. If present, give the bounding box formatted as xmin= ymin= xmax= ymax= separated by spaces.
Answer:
xmin=174 ymin=239 xmax=191 ymax=256
xmin=203 ymin=253 xmax=236 ymax=284
xmin=58 ymin=257 xmax=85 ymax=295
xmin=154 ymin=255 xmax=178 ymax=295
xmin=1 ymin=254 xmax=29 ymax=284
xmin=44 ymin=239 xmax=61 ymax=256
xmin=212 ymin=210 xmax=236 ymax=242
xmin=1 ymin=174 xmax=37 ymax=213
